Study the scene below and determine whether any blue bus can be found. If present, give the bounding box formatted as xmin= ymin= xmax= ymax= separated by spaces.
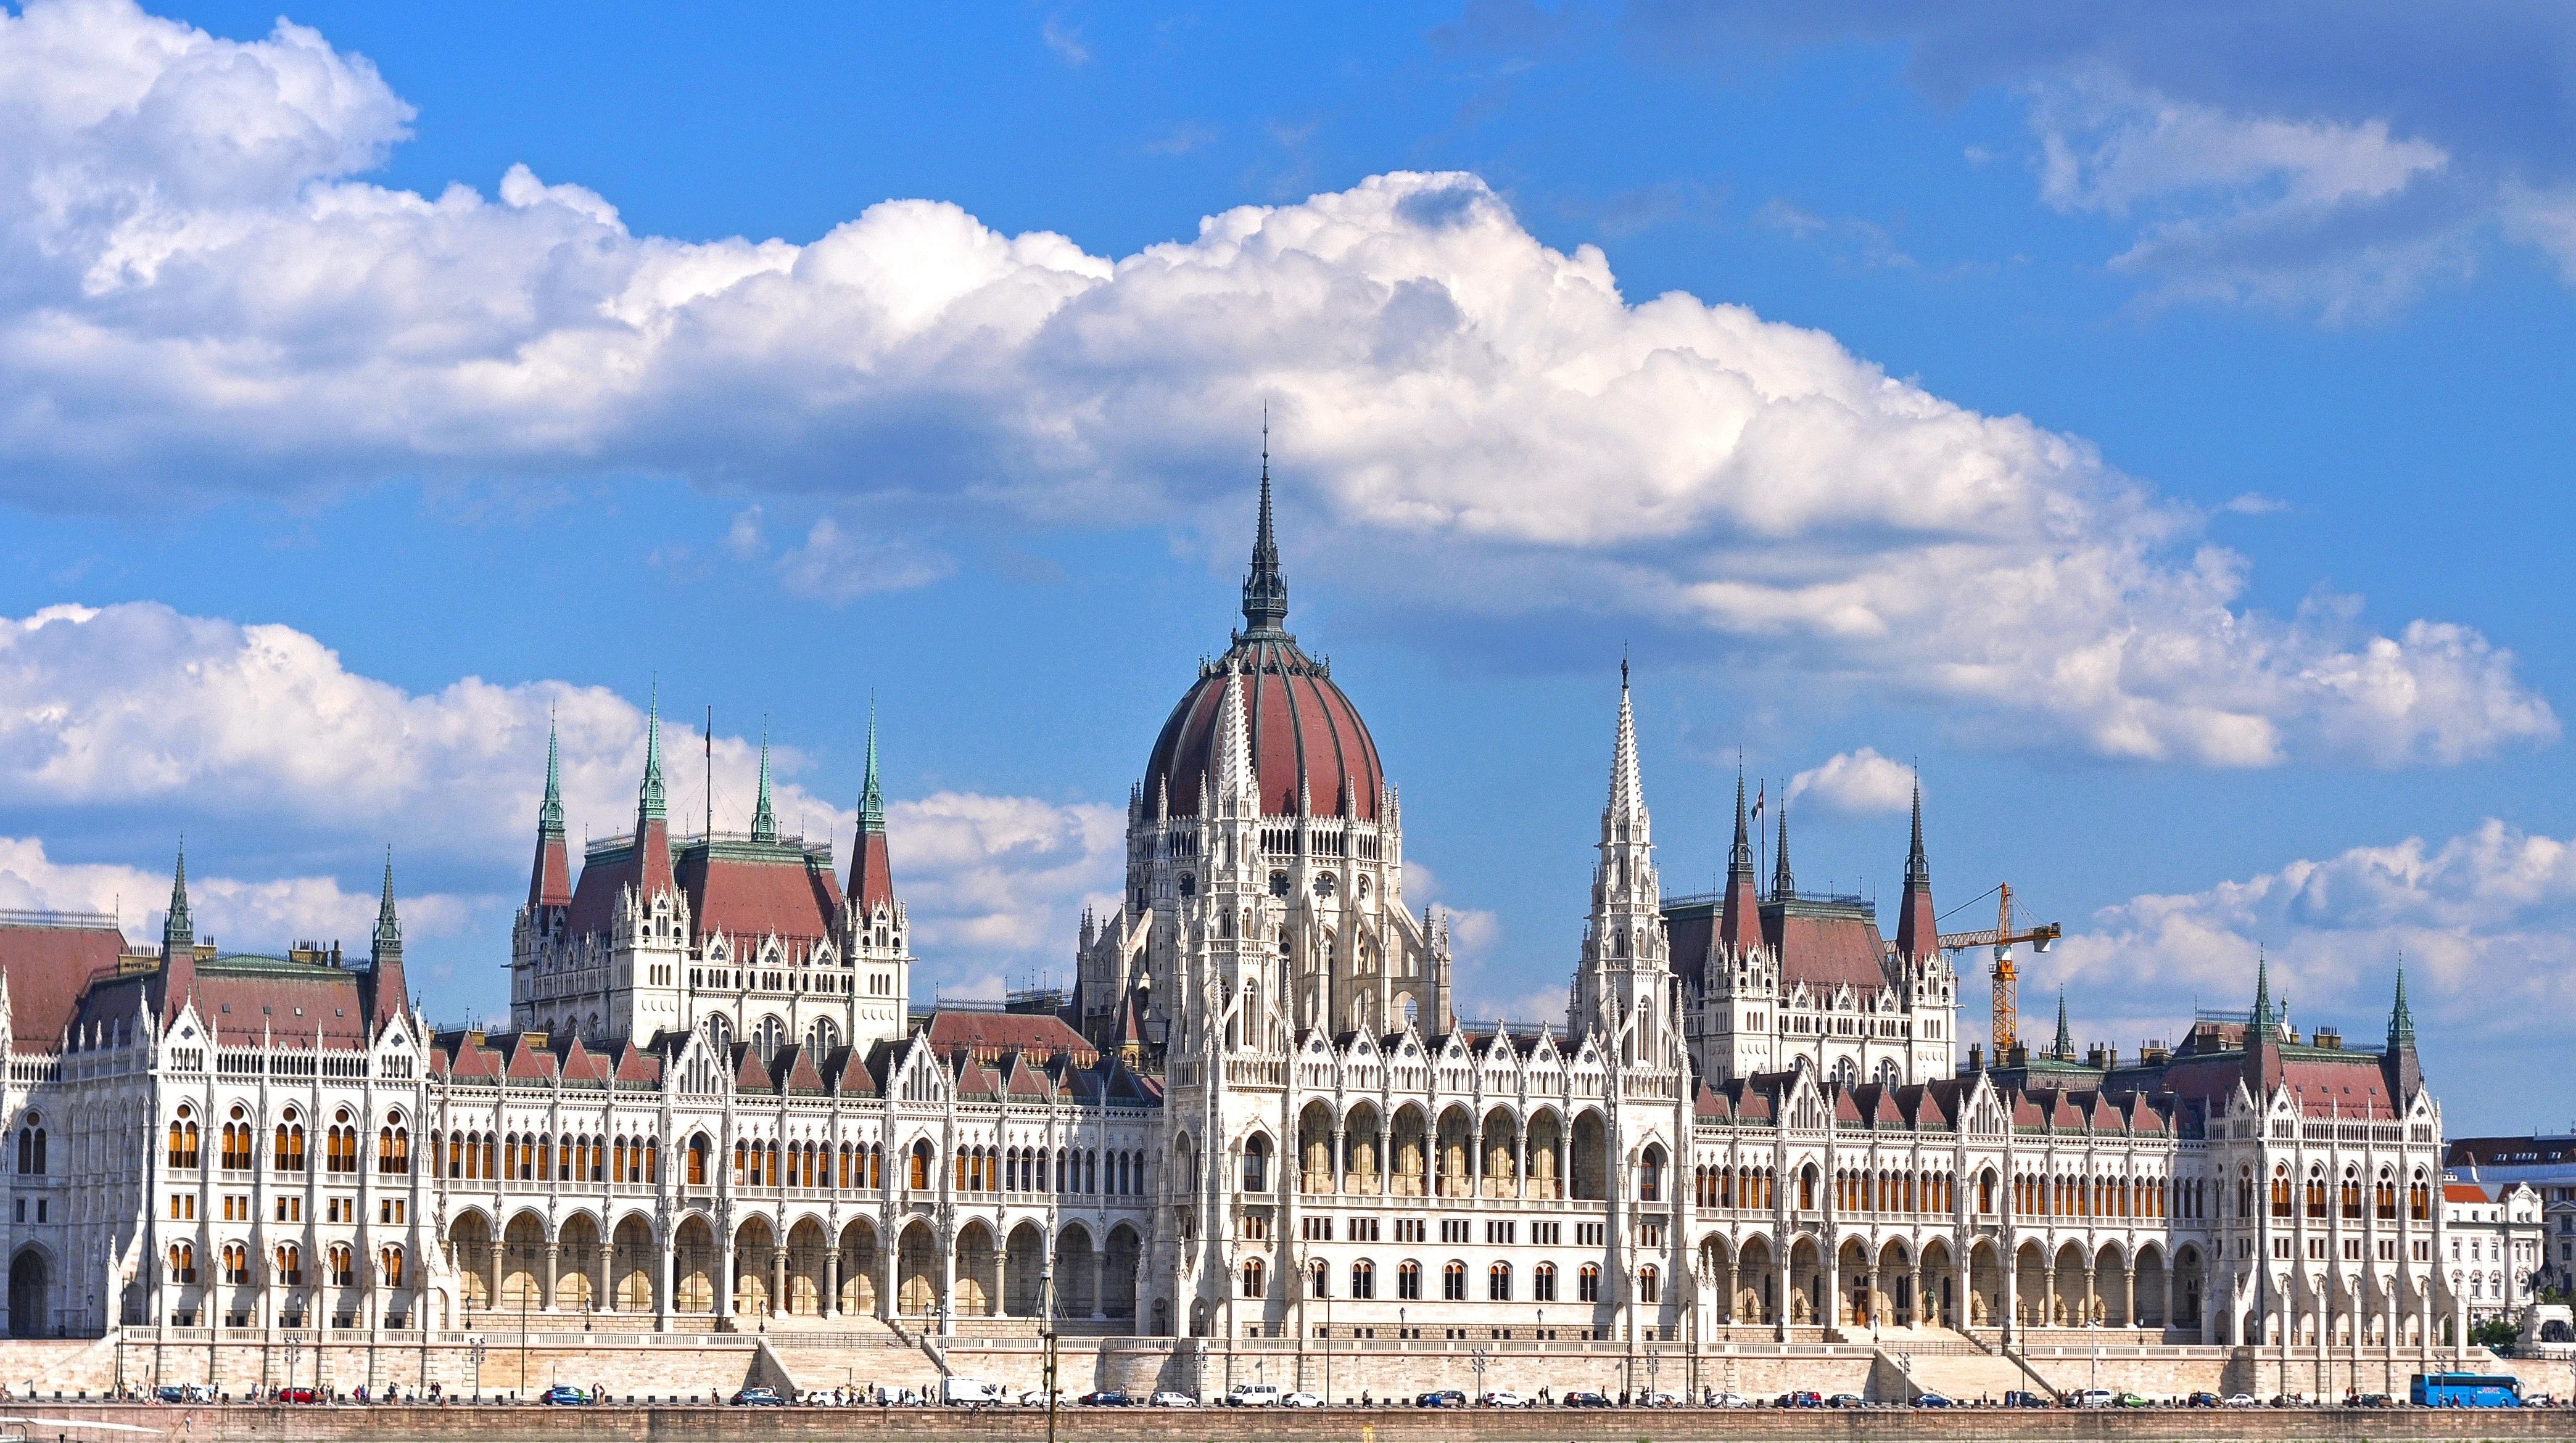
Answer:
xmin=2411 ymin=1373 xmax=2523 ymax=1407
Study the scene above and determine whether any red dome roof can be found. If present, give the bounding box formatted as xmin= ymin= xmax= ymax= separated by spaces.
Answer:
xmin=1145 ymin=635 xmax=1385 ymax=821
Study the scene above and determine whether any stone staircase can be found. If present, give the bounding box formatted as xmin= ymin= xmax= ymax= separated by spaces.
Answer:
xmin=1872 ymin=1329 xmax=2063 ymax=1404
xmin=767 ymin=1319 xmax=952 ymax=1399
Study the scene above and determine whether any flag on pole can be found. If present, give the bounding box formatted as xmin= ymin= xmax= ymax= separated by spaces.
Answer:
xmin=1751 ymin=781 xmax=1764 ymax=826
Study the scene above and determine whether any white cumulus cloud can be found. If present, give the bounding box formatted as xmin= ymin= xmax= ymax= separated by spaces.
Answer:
xmin=1786 ymin=747 xmax=1915 ymax=814
xmin=0 ymin=834 xmax=477 ymax=953
xmin=0 ymin=0 xmax=2551 ymax=767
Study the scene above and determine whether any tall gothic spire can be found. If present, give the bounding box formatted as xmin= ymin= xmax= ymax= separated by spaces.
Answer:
xmin=1604 ymin=662 xmax=1645 ymax=826
xmin=638 ymin=686 xmax=667 ymax=822
xmin=1240 ymin=416 xmax=1290 ymax=638
xmin=1720 ymin=765 xmax=1762 ymax=949
xmin=751 ymin=722 xmax=778 ymax=842
xmin=2386 ymin=958 xmax=2416 ymax=1050
xmin=1905 ymin=775 xmax=1928 ymax=888
xmin=372 ymin=849 xmax=402 ymax=958
xmin=539 ymin=716 xmax=565 ymax=836
xmin=1771 ymin=791 xmax=1794 ymax=899
xmin=2249 ymin=948 xmax=2275 ymax=1035
xmin=2051 ymin=988 xmax=2072 ymax=1058
xmin=858 ymin=704 xmax=886 ymax=837
xmin=162 ymin=841 xmax=193 ymax=952
xmin=1894 ymin=771 xmax=1939 ymax=961
xmin=1728 ymin=768 xmax=1754 ymax=877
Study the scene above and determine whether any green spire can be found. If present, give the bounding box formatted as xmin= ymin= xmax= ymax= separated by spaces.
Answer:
xmin=372 ymin=848 xmax=401 ymax=955
xmin=162 ymin=840 xmax=193 ymax=952
xmin=539 ymin=714 xmax=565 ymax=836
xmin=2387 ymin=957 xmax=2416 ymax=1050
xmin=858 ymin=702 xmax=885 ymax=836
xmin=1771 ymin=790 xmax=1793 ymax=898
xmin=1240 ymin=414 xmax=1291 ymax=638
xmin=751 ymin=721 xmax=777 ymax=842
xmin=2051 ymin=987 xmax=2071 ymax=1058
xmin=638 ymin=685 xmax=667 ymax=821
xmin=2249 ymin=948 xmax=2275 ymax=1036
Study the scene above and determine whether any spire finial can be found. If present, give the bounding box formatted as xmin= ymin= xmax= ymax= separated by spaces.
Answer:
xmin=2052 ymin=988 xmax=2071 ymax=1057
xmin=1728 ymin=766 xmax=1753 ymax=878
xmin=373 ymin=847 xmax=401 ymax=954
xmin=163 ymin=838 xmax=194 ymax=952
xmin=1771 ymin=787 xmax=1793 ymax=899
xmin=1904 ymin=769 xmax=1929 ymax=889
xmin=2249 ymin=946 xmax=2275 ymax=1035
xmin=638 ymin=683 xmax=667 ymax=821
xmin=2387 ymin=953 xmax=2416 ymax=1050
xmin=751 ymin=719 xmax=778 ymax=841
xmin=1241 ymin=417 xmax=1291 ymax=638
xmin=858 ymin=699 xmax=886 ymax=836
xmin=1605 ymin=663 xmax=1645 ymax=824
xmin=539 ymin=712 xmax=565 ymax=835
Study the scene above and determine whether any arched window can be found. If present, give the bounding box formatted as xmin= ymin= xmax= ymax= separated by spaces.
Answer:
xmin=1578 ymin=1263 xmax=1602 ymax=1302
xmin=379 ymin=1246 xmax=405 ymax=1288
xmin=2270 ymin=1165 xmax=2292 ymax=1218
xmin=1534 ymin=1262 xmax=1558 ymax=1301
xmin=275 ymin=1244 xmax=303 ymax=1286
xmin=1442 ymin=1262 xmax=1468 ymax=1301
xmin=1638 ymin=1144 xmax=1664 ymax=1202
xmin=1350 ymin=1260 xmax=1376 ymax=1299
xmin=1638 ymin=1265 xmax=1660 ymax=1304
xmin=222 ymin=1243 xmax=249 ymax=1286
xmin=274 ymin=1113 xmax=307 ymax=1173
xmin=753 ymin=1014 xmax=788 ymax=1063
xmin=2305 ymin=1167 xmax=2328 ymax=1219
xmin=910 ymin=1140 xmax=934 ymax=1191
xmin=1242 ymin=1258 xmax=1265 ymax=1299
xmin=168 ymin=1106 xmax=200 ymax=1170
xmin=1310 ymin=1259 xmax=1330 ymax=1298
xmin=329 ymin=1244 xmax=355 ymax=1288
xmin=1488 ymin=1262 xmax=1512 ymax=1301
xmin=168 ymin=1243 xmax=197 ymax=1284
xmin=687 ymin=1134 xmax=711 ymax=1187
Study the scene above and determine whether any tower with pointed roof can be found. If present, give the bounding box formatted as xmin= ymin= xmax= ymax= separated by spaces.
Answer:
xmin=1570 ymin=662 xmax=1674 ymax=1072
xmin=2383 ymin=961 xmax=2421 ymax=1102
xmin=844 ymin=707 xmax=912 ymax=1046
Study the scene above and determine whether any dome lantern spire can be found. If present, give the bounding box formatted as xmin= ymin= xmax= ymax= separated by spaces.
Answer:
xmin=1241 ymin=413 xmax=1291 ymax=639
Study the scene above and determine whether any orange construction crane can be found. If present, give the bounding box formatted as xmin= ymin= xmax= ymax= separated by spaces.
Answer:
xmin=1923 ymin=883 xmax=2060 ymax=1054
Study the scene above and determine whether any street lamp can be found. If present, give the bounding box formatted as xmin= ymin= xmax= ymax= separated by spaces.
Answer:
xmin=1471 ymin=1347 xmax=1488 ymax=1405
xmin=283 ymin=1337 xmax=301 ymax=1403
xmin=467 ymin=1336 xmax=487 ymax=1404
xmin=1645 ymin=1346 xmax=1661 ymax=1402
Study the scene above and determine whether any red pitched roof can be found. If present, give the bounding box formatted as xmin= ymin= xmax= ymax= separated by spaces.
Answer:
xmin=680 ymin=848 xmax=841 ymax=959
xmin=0 ymin=919 xmax=130 ymax=1053
xmin=925 ymin=1010 xmax=1097 ymax=1065
xmin=1767 ymin=910 xmax=1893 ymax=995
xmin=2284 ymin=1058 xmax=2394 ymax=1118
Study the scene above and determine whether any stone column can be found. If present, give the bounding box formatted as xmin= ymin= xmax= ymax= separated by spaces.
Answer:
xmin=656 ymin=1227 xmax=674 ymax=1333
xmin=1822 ymin=1242 xmax=1840 ymax=1330
xmin=1516 ymin=1118 xmax=1531 ymax=1200
xmin=2122 ymin=1265 xmax=2136 ymax=1330
xmin=939 ymin=1225 xmax=957 ymax=1337
xmin=1997 ymin=1249 xmax=2017 ymax=1341
xmin=542 ymin=1241 xmax=561 ymax=1314
xmin=878 ymin=1231 xmax=898 ymax=1323
xmin=770 ymin=1233 xmax=788 ymax=1318
xmin=715 ymin=1235 xmax=735 ymax=1320
xmin=825 ymin=1243 xmax=841 ymax=1320
xmin=597 ymin=1243 xmax=614 ymax=1316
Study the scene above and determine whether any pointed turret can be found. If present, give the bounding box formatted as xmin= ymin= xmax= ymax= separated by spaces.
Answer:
xmin=751 ymin=723 xmax=778 ymax=842
xmin=1576 ymin=664 xmax=1665 ymax=1044
xmin=372 ymin=850 xmax=402 ymax=963
xmin=635 ymin=688 xmax=675 ymax=899
xmin=847 ymin=706 xmax=896 ymax=913
xmin=2247 ymin=950 xmax=2283 ymax=1093
xmin=1206 ymin=660 xmax=1254 ymax=813
xmin=1604 ymin=659 xmax=1646 ymax=829
xmin=162 ymin=841 xmax=194 ymax=956
xmin=2050 ymin=989 xmax=2071 ymax=1059
xmin=527 ymin=717 xmax=572 ymax=911
xmin=1770 ymin=791 xmax=1794 ymax=900
xmin=1239 ymin=421 xmax=1292 ymax=639
xmin=1719 ymin=768 xmax=1761 ymax=950
xmin=1894 ymin=775 xmax=1939 ymax=961
xmin=2383 ymin=959 xmax=2422 ymax=1101
xmin=367 ymin=848 xmax=409 ymax=1029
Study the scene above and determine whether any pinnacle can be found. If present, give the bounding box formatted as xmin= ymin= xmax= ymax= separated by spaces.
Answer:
xmin=1771 ymin=792 xmax=1794 ymax=899
xmin=638 ymin=684 xmax=667 ymax=821
xmin=539 ymin=714 xmax=565 ymax=834
xmin=751 ymin=721 xmax=778 ymax=842
xmin=1604 ymin=667 xmax=1646 ymax=826
xmin=857 ymin=702 xmax=886 ymax=836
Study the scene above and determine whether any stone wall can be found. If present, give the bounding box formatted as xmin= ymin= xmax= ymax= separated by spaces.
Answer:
xmin=0 ymin=1400 xmax=2572 ymax=1442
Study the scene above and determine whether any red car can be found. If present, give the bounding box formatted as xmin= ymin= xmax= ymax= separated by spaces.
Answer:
xmin=275 ymin=1388 xmax=321 ymax=1404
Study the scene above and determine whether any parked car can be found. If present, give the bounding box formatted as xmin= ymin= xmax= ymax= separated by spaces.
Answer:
xmin=1708 ymin=1391 xmax=1754 ymax=1408
xmin=1641 ymin=1390 xmax=1682 ymax=1408
xmin=155 ymin=1385 xmax=215 ymax=1404
xmin=1480 ymin=1391 xmax=1532 ymax=1408
xmin=2186 ymin=1391 xmax=2222 ymax=1408
xmin=1076 ymin=1391 xmax=1133 ymax=1407
xmin=1018 ymin=1389 xmax=1068 ymax=1408
xmin=1825 ymin=1393 xmax=1865 ymax=1408
xmin=2066 ymin=1388 xmax=2115 ymax=1409
xmin=1147 ymin=1391 xmax=1198 ymax=1408
xmin=2223 ymin=1394 xmax=2260 ymax=1408
xmin=730 ymin=1388 xmax=788 ymax=1407
xmin=1223 ymin=1384 xmax=1282 ymax=1407
xmin=2002 ymin=1390 xmax=2053 ymax=1408
xmin=1915 ymin=1393 xmax=1953 ymax=1408
xmin=1282 ymin=1392 xmax=1325 ymax=1408
xmin=1561 ymin=1391 xmax=1613 ymax=1408
xmin=2115 ymin=1392 xmax=2152 ymax=1408
xmin=540 ymin=1386 xmax=592 ymax=1407
xmin=2355 ymin=1393 xmax=2396 ymax=1408
xmin=1416 ymin=1389 xmax=1467 ymax=1408
xmin=273 ymin=1388 xmax=321 ymax=1405
xmin=1780 ymin=1391 xmax=1824 ymax=1408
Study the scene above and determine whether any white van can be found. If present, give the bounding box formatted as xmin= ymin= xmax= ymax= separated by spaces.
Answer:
xmin=941 ymin=1376 xmax=1005 ymax=1406
xmin=1224 ymin=1384 xmax=1284 ymax=1407
xmin=2068 ymin=1389 xmax=2115 ymax=1409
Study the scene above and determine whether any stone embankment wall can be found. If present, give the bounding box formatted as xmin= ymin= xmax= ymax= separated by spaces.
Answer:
xmin=0 ymin=1401 xmax=2571 ymax=1443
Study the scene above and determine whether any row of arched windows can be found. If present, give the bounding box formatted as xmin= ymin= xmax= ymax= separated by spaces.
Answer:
xmin=167 ymin=1104 xmax=407 ymax=1174
xmin=170 ymin=1240 xmax=404 ymax=1289
xmin=1245 ymin=1258 xmax=1650 ymax=1304
xmin=1833 ymin=1168 xmax=1960 ymax=1216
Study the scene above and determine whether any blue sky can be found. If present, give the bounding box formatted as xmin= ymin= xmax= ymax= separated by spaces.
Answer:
xmin=2 ymin=0 xmax=2573 ymax=1130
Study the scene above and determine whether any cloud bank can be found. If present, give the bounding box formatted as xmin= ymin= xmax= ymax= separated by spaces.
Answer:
xmin=0 ymin=0 xmax=2553 ymax=768
xmin=0 ymin=600 xmax=1121 ymax=998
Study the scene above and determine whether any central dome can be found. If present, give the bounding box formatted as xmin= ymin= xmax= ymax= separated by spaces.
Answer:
xmin=1140 ymin=466 xmax=1385 ymax=822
